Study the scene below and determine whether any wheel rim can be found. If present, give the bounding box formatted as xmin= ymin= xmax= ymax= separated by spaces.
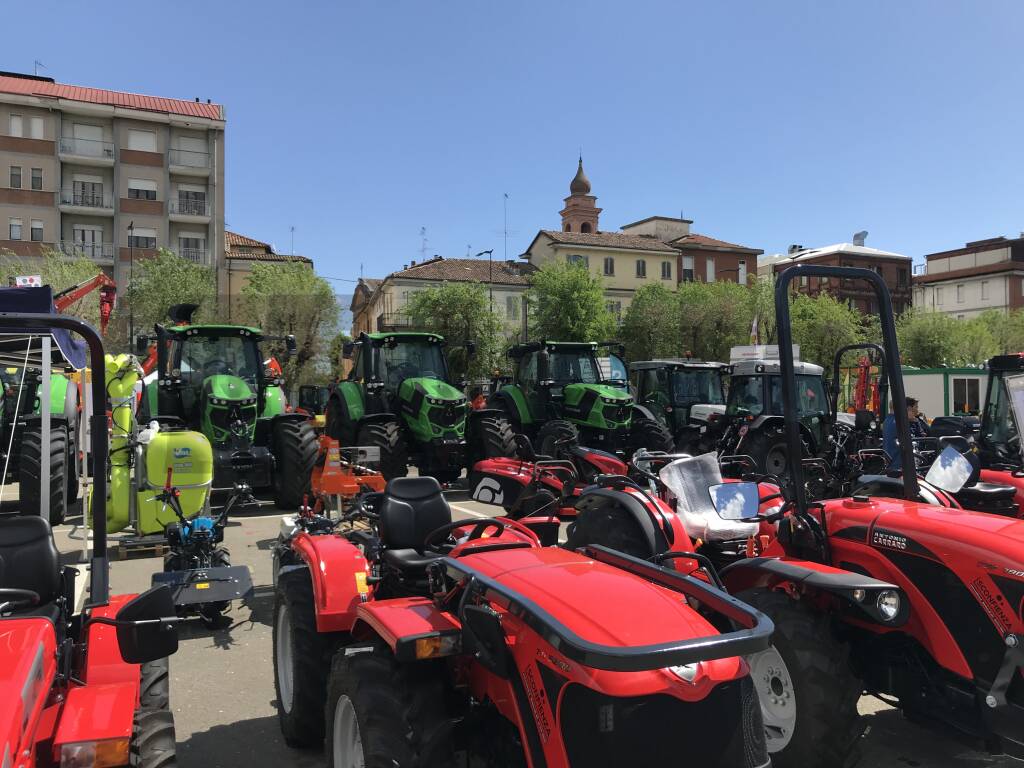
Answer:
xmin=765 ymin=447 xmax=788 ymax=475
xmin=275 ymin=603 xmax=293 ymax=714
xmin=749 ymin=646 xmax=797 ymax=753
xmin=332 ymin=695 xmax=365 ymax=768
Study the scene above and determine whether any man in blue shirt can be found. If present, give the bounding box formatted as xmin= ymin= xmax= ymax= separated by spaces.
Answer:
xmin=883 ymin=396 xmax=927 ymax=472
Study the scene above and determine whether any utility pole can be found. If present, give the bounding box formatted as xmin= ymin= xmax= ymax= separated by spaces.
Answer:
xmin=475 ymin=249 xmax=494 ymax=312
xmin=127 ymin=221 xmax=135 ymax=342
xmin=503 ymin=193 xmax=509 ymax=262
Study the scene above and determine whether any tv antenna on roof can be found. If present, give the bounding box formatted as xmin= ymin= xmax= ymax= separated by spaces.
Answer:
xmin=34 ymin=60 xmax=46 ymax=76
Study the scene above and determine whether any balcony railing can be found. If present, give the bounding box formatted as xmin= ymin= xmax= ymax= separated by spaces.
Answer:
xmin=59 ymin=136 xmax=114 ymax=159
xmin=59 ymin=189 xmax=113 ymax=209
xmin=169 ymin=198 xmax=211 ymax=216
xmin=169 ymin=148 xmax=210 ymax=168
xmin=177 ymin=248 xmax=209 ymax=264
xmin=57 ymin=241 xmax=115 ymax=261
xmin=376 ymin=312 xmax=413 ymax=331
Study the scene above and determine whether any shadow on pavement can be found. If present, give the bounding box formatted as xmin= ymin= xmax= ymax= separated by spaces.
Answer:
xmin=859 ymin=706 xmax=1017 ymax=767
xmin=177 ymin=714 xmax=323 ymax=768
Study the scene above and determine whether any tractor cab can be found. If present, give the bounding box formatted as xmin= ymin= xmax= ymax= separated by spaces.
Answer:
xmin=726 ymin=360 xmax=829 ymax=440
xmin=979 ymin=354 xmax=1024 ymax=467
xmin=631 ymin=359 xmax=727 ymax=452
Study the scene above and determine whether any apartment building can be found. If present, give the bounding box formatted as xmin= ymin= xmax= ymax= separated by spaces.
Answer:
xmin=0 ymin=71 xmax=225 ymax=291
xmin=912 ymin=236 xmax=1024 ymax=319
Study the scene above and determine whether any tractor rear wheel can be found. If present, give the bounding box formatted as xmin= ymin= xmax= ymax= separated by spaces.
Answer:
xmin=140 ymin=657 xmax=170 ymax=710
xmin=20 ymin=424 xmax=68 ymax=525
xmin=129 ymin=708 xmax=177 ymax=767
xmin=627 ymin=416 xmax=674 ymax=455
xmin=272 ymin=420 xmax=318 ymax=510
xmin=66 ymin=423 xmax=80 ymax=504
xmin=274 ymin=569 xmax=335 ymax=748
xmin=744 ymin=430 xmax=797 ymax=477
xmin=536 ymin=419 xmax=578 ymax=457
xmin=738 ymin=590 xmax=863 ymax=768
xmin=325 ymin=641 xmax=455 ymax=768
xmin=357 ymin=421 xmax=408 ymax=480
xmin=468 ymin=416 xmax=516 ymax=465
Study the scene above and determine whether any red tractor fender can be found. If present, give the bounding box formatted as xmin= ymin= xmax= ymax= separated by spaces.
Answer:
xmin=83 ymin=595 xmax=142 ymax=687
xmin=0 ymin=618 xmax=58 ymax=765
xmin=288 ymin=532 xmax=370 ymax=633
xmin=351 ymin=597 xmax=462 ymax=661
xmin=980 ymin=468 xmax=1024 ymax=515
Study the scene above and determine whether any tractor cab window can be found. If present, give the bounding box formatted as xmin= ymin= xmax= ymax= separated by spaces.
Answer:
xmin=378 ymin=341 xmax=445 ymax=390
xmin=768 ymin=374 xmax=827 ymax=417
xmin=350 ymin=347 xmax=364 ymax=381
xmin=548 ymin=351 xmax=600 ymax=384
xmin=176 ymin=334 xmax=261 ymax=393
xmin=671 ymin=369 xmax=725 ymax=406
xmin=985 ymin=375 xmax=1019 ymax=449
xmin=726 ymin=375 xmax=764 ymax=417
xmin=601 ymin=354 xmax=627 ymax=383
xmin=518 ymin=352 xmax=538 ymax=393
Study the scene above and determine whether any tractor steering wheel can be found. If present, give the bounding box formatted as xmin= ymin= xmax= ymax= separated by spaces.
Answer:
xmin=423 ymin=518 xmax=507 ymax=551
xmin=0 ymin=587 xmax=41 ymax=613
xmin=203 ymin=359 xmax=231 ymax=376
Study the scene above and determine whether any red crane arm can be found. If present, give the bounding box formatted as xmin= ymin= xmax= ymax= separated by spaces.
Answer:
xmin=53 ymin=273 xmax=117 ymax=334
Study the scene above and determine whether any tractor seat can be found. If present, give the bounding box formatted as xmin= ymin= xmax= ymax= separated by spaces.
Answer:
xmin=956 ymin=482 xmax=1017 ymax=504
xmin=0 ymin=516 xmax=61 ymax=608
xmin=379 ymin=477 xmax=452 ymax=574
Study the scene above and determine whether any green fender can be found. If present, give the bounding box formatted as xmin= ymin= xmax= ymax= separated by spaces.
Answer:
xmin=262 ymin=384 xmax=287 ymax=417
xmin=491 ymin=385 xmax=531 ymax=425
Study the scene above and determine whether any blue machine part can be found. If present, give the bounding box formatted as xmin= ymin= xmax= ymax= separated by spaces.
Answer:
xmin=182 ymin=516 xmax=215 ymax=541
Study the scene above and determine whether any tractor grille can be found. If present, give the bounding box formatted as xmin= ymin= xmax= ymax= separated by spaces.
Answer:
xmin=209 ymin=403 xmax=257 ymax=440
xmin=559 ymin=677 xmax=767 ymax=768
xmin=428 ymin=403 xmax=464 ymax=429
xmin=606 ymin=405 xmax=631 ymax=424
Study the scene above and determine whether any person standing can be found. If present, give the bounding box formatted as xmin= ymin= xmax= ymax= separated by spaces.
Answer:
xmin=883 ymin=396 xmax=927 ymax=472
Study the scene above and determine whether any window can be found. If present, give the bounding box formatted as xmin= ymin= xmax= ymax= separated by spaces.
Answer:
xmin=603 ymin=257 xmax=615 ymax=276
xmin=563 ymin=223 xmax=571 ymax=232
xmin=706 ymin=257 xmax=715 ymax=282
xmin=72 ymin=175 xmax=104 ymax=207
xmin=30 ymin=220 xmax=42 ymax=242
xmin=898 ymin=268 xmax=908 ymax=287
xmin=177 ymin=184 xmax=207 ymax=214
xmin=606 ymin=300 xmax=622 ymax=322
xmin=127 ymin=129 xmax=157 ymax=152
xmin=128 ymin=179 xmax=158 ymax=201
xmin=518 ymin=352 xmax=538 ymax=393
xmin=957 ymin=314 xmax=965 ymax=320
xmin=178 ymin=233 xmax=206 ymax=261
xmin=567 ymin=253 xmax=588 ymax=268
xmin=580 ymin=222 xmax=592 ymax=233
xmin=953 ymin=378 xmax=980 ymax=415
xmin=8 ymin=115 xmax=22 ymax=137
xmin=682 ymin=255 xmax=694 ymax=281
xmin=128 ymin=227 xmax=157 ymax=249
xmin=9 ymin=166 xmax=20 ymax=189
xmin=506 ymin=295 xmax=520 ymax=321
xmin=800 ymin=275 xmax=808 ymax=287
xmin=30 ymin=168 xmax=41 ymax=190
xmin=936 ymin=287 xmax=944 ymax=305
xmin=956 ymin=284 xmax=964 ymax=303
xmin=28 ymin=117 xmax=42 ymax=139
xmin=661 ymin=261 xmax=672 ymax=280
xmin=9 ymin=218 xmax=22 ymax=240
xmin=636 ymin=259 xmax=647 ymax=278
xmin=738 ymin=260 xmax=747 ymax=284
xmin=981 ymin=280 xmax=990 ymax=300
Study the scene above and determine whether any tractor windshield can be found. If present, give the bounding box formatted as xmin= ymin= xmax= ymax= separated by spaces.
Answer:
xmin=378 ymin=341 xmax=447 ymax=389
xmin=671 ymin=369 xmax=724 ymax=406
xmin=984 ymin=373 xmax=1021 ymax=452
xmin=174 ymin=334 xmax=262 ymax=393
xmin=726 ymin=374 xmax=826 ymax=417
xmin=548 ymin=351 xmax=601 ymax=384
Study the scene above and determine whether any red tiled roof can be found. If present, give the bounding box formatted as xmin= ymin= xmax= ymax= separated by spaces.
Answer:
xmin=673 ymin=233 xmax=763 ymax=254
xmin=538 ymin=230 xmax=679 ymax=254
xmin=0 ymin=73 xmax=222 ymax=120
xmin=225 ymin=231 xmax=271 ymax=250
xmin=392 ymin=256 xmax=534 ymax=285
xmin=225 ymin=252 xmax=312 ymax=264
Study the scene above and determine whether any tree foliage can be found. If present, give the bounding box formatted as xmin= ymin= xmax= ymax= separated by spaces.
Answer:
xmin=528 ymin=262 xmax=616 ymax=342
xmin=0 ymin=247 xmax=103 ymax=327
xmin=122 ymin=248 xmax=217 ymax=333
xmin=896 ymin=308 xmax=1001 ymax=367
xmin=241 ymin=261 xmax=338 ymax=390
xmin=676 ymin=280 xmax=757 ymax=363
xmin=620 ymin=284 xmax=680 ymax=361
xmin=788 ymin=292 xmax=867 ymax=370
xmin=404 ymin=281 xmax=503 ymax=380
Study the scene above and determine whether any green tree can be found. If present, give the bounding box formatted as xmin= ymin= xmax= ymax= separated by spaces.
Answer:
xmin=676 ymin=280 xmax=755 ymax=362
xmin=620 ymin=283 xmax=681 ymax=361
xmin=404 ymin=281 xmax=503 ymax=381
xmin=747 ymin=274 xmax=777 ymax=344
xmin=328 ymin=332 xmax=353 ymax=381
xmin=122 ymin=248 xmax=216 ymax=333
xmin=894 ymin=309 xmax=995 ymax=367
xmin=528 ymin=262 xmax=616 ymax=342
xmin=0 ymin=248 xmax=102 ymax=327
xmin=788 ymin=292 xmax=865 ymax=367
xmin=241 ymin=261 xmax=339 ymax=390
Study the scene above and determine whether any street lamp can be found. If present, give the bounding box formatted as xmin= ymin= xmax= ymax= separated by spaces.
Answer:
xmin=127 ymin=221 xmax=134 ymax=341
xmin=474 ymin=249 xmax=494 ymax=312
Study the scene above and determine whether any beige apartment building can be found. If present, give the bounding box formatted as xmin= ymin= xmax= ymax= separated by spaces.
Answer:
xmin=0 ymin=71 xmax=225 ymax=292
xmin=913 ymin=236 xmax=1024 ymax=319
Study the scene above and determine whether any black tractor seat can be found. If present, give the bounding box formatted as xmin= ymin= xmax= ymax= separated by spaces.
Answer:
xmin=379 ymin=477 xmax=452 ymax=575
xmin=0 ymin=515 xmax=61 ymax=613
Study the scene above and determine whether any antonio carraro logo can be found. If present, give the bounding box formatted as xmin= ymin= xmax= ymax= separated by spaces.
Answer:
xmin=872 ymin=529 xmax=908 ymax=551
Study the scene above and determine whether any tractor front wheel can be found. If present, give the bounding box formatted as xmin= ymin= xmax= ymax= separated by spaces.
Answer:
xmin=536 ymin=419 xmax=578 ymax=457
xmin=20 ymin=424 xmax=68 ymax=525
xmin=357 ymin=421 xmax=408 ymax=480
xmin=129 ymin=708 xmax=177 ymax=768
xmin=325 ymin=641 xmax=455 ymax=768
xmin=738 ymin=590 xmax=863 ymax=768
xmin=468 ymin=416 xmax=517 ymax=466
xmin=139 ymin=657 xmax=170 ymax=711
xmin=272 ymin=420 xmax=318 ymax=510
xmin=627 ymin=416 xmax=674 ymax=455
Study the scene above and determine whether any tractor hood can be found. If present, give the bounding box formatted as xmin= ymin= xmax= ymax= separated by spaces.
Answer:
xmin=398 ymin=377 xmax=465 ymax=403
xmin=562 ymin=382 xmax=631 ymax=402
xmin=204 ymin=374 xmax=256 ymax=403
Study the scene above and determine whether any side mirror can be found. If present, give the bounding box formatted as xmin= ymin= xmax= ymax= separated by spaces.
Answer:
xmin=708 ymin=482 xmax=761 ymax=521
xmin=924 ymin=445 xmax=974 ymax=494
xmin=466 ymin=341 xmax=477 ymax=358
xmin=114 ymin=585 xmax=179 ymax=664
xmin=285 ymin=335 xmax=297 ymax=358
xmin=342 ymin=342 xmax=354 ymax=359
xmin=135 ymin=335 xmax=150 ymax=356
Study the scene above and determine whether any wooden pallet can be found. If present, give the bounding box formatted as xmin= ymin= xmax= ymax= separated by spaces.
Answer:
xmin=111 ymin=535 xmax=168 ymax=561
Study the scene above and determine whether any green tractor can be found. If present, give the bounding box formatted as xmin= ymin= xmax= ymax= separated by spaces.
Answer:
xmin=488 ymin=340 xmax=673 ymax=456
xmin=325 ymin=331 xmax=516 ymax=481
xmin=140 ymin=305 xmax=317 ymax=508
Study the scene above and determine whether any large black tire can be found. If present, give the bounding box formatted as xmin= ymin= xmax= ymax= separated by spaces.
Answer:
xmin=272 ymin=419 xmax=318 ymax=509
xmin=20 ymin=423 xmax=68 ymax=525
xmin=140 ymin=657 xmax=170 ymax=711
xmin=468 ymin=416 xmax=517 ymax=466
xmin=564 ymin=499 xmax=655 ymax=559
xmin=274 ymin=569 xmax=334 ymax=748
xmin=356 ymin=420 xmax=408 ymax=480
xmin=325 ymin=642 xmax=455 ymax=768
xmin=738 ymin=590 xmax=863 ymax=768
xmin=66 ymin=422 xmax=80 ymax=504
xmin=536 ymin=419 xmax=578 ymax=457
xmin=627 ymin=416 xmax=674 ymax=455
xmin=129 ymin=708 xmax=178 ymax=768
xmin=743 ymin=429 xmax=794 ymax=477
xmin=325 ymin=396 xmax=349 ymax=444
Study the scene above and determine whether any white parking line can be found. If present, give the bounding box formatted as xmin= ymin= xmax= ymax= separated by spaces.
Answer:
xmin=449 ymin=503 xmax=490 ymax=519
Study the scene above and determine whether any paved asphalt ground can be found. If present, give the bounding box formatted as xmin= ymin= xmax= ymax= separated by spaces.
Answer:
xmin=51 ymin=490 xmax=1018 ymax=768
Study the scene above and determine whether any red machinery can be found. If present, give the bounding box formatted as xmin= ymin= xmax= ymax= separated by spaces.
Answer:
xmin=53 ymin=273 xmax=117 ymax=335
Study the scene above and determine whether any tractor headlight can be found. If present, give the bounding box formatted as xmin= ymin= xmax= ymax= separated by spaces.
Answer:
xmin=600 ymin=396 xmax=624 ymax=404
xmin=61 ymin=738 xmax=130 ymax=767
xmin=876 ymin=590 xmax=901 ymax=622
xmin=667 ymin=662 xmax=701 ymax=683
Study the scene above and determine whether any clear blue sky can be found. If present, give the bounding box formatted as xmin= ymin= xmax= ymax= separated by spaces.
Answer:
xmin=7 ymin=1 xmax=1024 ymax=285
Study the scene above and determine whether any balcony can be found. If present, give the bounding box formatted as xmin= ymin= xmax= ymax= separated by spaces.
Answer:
xmin=176 ymin=248 xmax=209 ymax=264
xmin=56 ymin=241 xmax=115 ymax=265
xmin=58 ymin=137 xmax=115 ymax=166
xmin=59 ymin=189 xmax=115 ymax=217
xmin=169 ymin=148 xmax=210 ymax=176
xmin=376 ymin=312 xmax=413 ymax=331
xmin=168 ymin=198 xmax=211 ymax=222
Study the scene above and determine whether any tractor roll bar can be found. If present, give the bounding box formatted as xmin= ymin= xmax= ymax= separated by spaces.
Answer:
xmin=830 ymin=342 xmax=889 ymax=418
xmin=775 ymin=265 xmax=918 ymax=514
xmin=444 ymin=545 xmax=774 ymax=672
xmin=0 ymin=312 xmax=109 ymax=603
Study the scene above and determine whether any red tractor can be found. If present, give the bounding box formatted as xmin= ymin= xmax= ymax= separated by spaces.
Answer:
xmin=0 ymin=312 xmax=181 ymax=767
xmin=565 ymin=265 xmax=1024 ymax=767
xmin=271 ymin=472 xmax=776 ymax=767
